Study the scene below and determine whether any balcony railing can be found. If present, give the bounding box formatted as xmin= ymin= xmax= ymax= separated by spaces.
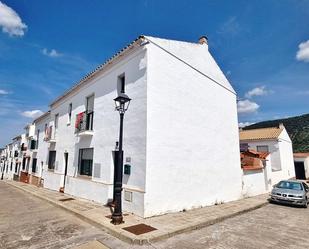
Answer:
xmin=75 ymin=111 xmax=94 ymax=134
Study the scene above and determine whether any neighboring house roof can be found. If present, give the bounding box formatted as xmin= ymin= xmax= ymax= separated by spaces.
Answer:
xmin=239 ymin=127 xmax=283 ymax=141
xmin=294 ymin=153 xmax=309 ymax=158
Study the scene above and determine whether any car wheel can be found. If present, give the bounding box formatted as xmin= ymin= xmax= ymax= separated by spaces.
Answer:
xmin=304 ymin=198 xmax=308 ymax=208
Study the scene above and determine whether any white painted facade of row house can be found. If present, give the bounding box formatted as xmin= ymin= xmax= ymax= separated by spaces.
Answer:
xmin=0 ymin=135 xmax=23 ymax=180
xmin=240 ymin=124 xmax=295 ymax=187
xmin=36 ymin=35 xmax=243 ymax=218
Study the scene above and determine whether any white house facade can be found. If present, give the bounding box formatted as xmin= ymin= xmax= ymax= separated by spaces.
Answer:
xmin=240 ymin=124 xmax=295 ymax=187
xmin=19 ymin=35 xmax=242 ymax=218
xmin=0 ymin=36 xmax=247 ymax=218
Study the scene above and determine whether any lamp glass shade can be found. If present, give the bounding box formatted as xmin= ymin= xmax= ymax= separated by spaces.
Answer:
xmin=114 ymin=93 xmax=131 ymax=113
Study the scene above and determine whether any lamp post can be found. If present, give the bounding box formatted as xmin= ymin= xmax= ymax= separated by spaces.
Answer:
xmin=111 ymin=92 xmax=131 ymax=225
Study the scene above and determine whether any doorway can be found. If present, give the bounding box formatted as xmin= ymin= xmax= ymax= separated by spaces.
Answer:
xmin=63 ymin=152 xmax=69 ymax=190
xmin=294 ymin=162 xmax=306 ymax=180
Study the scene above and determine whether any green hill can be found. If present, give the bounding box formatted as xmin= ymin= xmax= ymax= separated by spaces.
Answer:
xmin=243 ymin=113 xmax=309 ymax=153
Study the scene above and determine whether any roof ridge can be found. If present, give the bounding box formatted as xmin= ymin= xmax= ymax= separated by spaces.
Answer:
xmin=241 ymin=127 xmax=281 ymax=132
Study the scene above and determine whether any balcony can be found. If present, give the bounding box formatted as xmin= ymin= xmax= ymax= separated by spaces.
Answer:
xmin=44 ymin=126 xmax=56 ymax=143
xmin=75 ymin=111 xmax=94 ymax=136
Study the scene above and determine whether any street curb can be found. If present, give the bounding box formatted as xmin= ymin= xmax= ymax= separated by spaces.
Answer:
xmin=5 ymin=181 xmax=268 ymax=245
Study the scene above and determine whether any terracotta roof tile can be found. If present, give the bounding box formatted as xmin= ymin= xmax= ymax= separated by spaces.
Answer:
xmin=294 ymin=153 xmax=309 ymax=158
xmin=239 ymin=127 xmax=283 ymax=141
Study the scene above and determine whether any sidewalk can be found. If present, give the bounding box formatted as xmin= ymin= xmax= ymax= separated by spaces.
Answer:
xmin=5 ymin=180 xmax=268 ymax=245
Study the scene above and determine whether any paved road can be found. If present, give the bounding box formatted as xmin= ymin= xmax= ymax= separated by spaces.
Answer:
xmin=153 ymin=201 xmax=309 ymax=249
xmin=1 ymin=181 xmax=309 ymax=249
xmin=0 ymin=182 xmax=128 ymax=249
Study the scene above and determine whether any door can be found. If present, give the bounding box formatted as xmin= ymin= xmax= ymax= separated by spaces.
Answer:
xmin=294 ymin=162 xmax=306 ymax=180
xmin=48 ymin=151 xmax=56 ymax=170
xmin=32 ymin=158 xmax=37 ymax=173
xmin=63 ymin=152 xmax=69 ymax=189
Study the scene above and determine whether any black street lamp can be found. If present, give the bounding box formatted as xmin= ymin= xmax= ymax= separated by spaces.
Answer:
xmin=111 ymin=92 xmax=131 ymax=225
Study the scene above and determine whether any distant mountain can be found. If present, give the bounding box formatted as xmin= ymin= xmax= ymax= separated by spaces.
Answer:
xmin=243 ymin=114 xmax=309 ymax=153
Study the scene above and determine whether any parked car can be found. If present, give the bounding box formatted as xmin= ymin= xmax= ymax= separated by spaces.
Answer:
xmin=269 ymin=180 xmax=309 ymax=208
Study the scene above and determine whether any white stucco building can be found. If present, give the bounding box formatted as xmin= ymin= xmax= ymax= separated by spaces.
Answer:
xmin=240 ymin=124 xmax=295 ymax=187
xmin=30 ymin=35 xmax=243 ymax=218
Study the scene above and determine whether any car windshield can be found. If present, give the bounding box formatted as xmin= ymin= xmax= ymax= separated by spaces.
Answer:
xmin=277 ymin=181 xmax=303 ymax=190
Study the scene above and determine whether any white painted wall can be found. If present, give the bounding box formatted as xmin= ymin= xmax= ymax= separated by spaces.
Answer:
xmin=144 ymin=37 xmax=243 ymax=217
xmin=241 ymin=155 xmax=272 ymax=197
xmin=44 ymin=46 xmax=148 ymax=217
xmin=33 ymin=114 xmax=50 ymax=178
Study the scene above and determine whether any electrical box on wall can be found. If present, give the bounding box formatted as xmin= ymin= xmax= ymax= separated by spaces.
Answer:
xmin=124 ymin=164 xmax=131 ymax=175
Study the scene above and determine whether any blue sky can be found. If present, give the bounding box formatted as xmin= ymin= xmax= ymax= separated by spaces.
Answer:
xmin=0 ymin=0 xmax=309 ymax=146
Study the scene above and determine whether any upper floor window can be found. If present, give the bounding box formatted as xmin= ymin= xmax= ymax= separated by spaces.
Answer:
xmin=68 ymin=103 xmax=72 ymax=125
xmin=86 ymin=95 xmax=94 ymax=113
xmin=55 ymin=114 xmax=59 ymax=129
xmin=257 ymin=145 xmax=269 ymax=152
xmin=36 ymin=129 xmax=40 ymax=149
xmin=118 ymin=74 xmax=125 ymax=93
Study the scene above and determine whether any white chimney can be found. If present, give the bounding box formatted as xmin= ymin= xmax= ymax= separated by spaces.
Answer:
xmin=198 ymin=36 xmax=208 ymax=46
xmin=279 ymin=123 xmax=285 ymax=129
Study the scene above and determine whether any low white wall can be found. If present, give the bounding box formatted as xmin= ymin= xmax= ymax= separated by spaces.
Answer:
xmin=64 ymin=176 xmax=112 ymax=204
xmin=122 ymin=188 xmax=145 ymax=217
xmin=242 ymin=169 xmax=268 ymax=197
xmin=42 ymin=171 xmax=62 ymax=191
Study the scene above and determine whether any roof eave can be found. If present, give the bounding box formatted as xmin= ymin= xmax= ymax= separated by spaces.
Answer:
xmin=49 ymin=36 xmax=146 ymax=108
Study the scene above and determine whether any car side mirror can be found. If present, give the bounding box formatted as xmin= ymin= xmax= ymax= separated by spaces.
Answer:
xmin=273 ymin=184 xmax=277 ymax=188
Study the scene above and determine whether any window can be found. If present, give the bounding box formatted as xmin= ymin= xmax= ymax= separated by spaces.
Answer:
xmin=78 ymin=148 xmax=93 ymax=176
xmin=36 ymin=129 xmax=40 ymax=149
xmin=48 ymin=151 xmax=56 ymax=170
xmin=68 ymin=103 xmax=72 ymax=124
xmin=257 ymin=145 xmax=269 ymax=152
xmin=86 ymin=95 xmax=94 ymax=113
xmin=118 ymin=74 xmax=125 ymax=93
xmin=10 ymin=162 xmax=12 ymax=171
xmin=86 ymin=95 xmax=94 ymax=131
xmin=55 ymin=114 xmax=59 ymax=129
xmin=32 ymin=158 xmax=37 ymax=173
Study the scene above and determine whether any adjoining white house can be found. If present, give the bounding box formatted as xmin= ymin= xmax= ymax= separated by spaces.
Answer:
xmin=240 ymin=149 xmax=272 ymax=197
xmin=239 ymin=124 xmax=295 ymax=187
xmin=32 ymin=35 xmax=243 ymax=218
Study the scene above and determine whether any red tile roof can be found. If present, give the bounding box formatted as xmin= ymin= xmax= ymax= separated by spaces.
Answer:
xmin=294 ymin=153 xmax=309 ymax=158
xmin=240 ymin=149 xmax=269 ymax=171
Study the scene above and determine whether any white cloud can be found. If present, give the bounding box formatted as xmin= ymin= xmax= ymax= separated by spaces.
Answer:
xmin=218 ymin=16 xmax=241 ymax=35
xmin=0 ymin=1 xmax=27 ymax=36
xmin=237 ymin=99 xmax=259 ymax=114
xmin=245 ymin=86 xmax=269 ymax=98
xmin=42 ymin=48 xmax=62 ymax=58
xmin=21 ymin=110 xmax=44 ymax=118
xmin=0 ymin=89 xmax=9 ymax=95
xmin=238 ymin=122 xmax=254 ymax=128
xmin=296 ymin=40 xmax=309 ymax=62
